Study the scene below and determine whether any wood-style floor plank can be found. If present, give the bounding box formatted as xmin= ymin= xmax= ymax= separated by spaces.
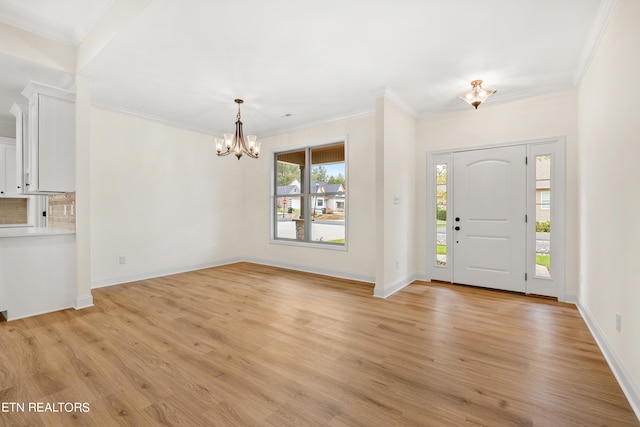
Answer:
xmin=0 ymin=262 xmax=637 ymax=426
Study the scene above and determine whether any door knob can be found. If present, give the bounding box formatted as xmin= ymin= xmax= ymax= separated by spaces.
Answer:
xmin=455 ymin=217 xmax=460 ymax=222
xmin=455 ymin=226 xmax=460 ymax=231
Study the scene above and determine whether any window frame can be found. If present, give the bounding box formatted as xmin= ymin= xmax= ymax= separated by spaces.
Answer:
xmin=271 ymin=138 xmax=348 ymax=250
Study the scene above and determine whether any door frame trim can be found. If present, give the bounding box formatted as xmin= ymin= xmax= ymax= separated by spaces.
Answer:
xmin=426 ymin=136 xmax=566 ymax=301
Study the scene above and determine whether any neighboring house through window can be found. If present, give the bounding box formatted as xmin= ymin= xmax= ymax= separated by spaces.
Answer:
xmin=274 ymin=142 xmax=346 ymax=246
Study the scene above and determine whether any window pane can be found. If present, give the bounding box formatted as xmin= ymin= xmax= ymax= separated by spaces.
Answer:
xmin=311 ymin=200 xmax=346 ymax=244
xmin=540 ymin=191 xmax=550 ymax=210
xmin=275 ymin=196 xmax=304 ymax=240
xmin=276 ymin=150 xmax=305 ymax=195
xmin=535 ymin=155 xmax=551 ymax=278
xmin=436 ymin=163 xmax=447 ymax=265
xmin=310 ymin=143 xmax=346 ymax=245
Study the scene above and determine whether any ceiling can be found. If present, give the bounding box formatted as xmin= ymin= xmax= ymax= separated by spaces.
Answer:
xmin=0 ymin=0 xmax=609 ymax=137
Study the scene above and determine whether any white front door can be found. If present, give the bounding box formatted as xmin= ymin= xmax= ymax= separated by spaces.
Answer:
xmin=452 ymin=146 xmax=527 ymax=292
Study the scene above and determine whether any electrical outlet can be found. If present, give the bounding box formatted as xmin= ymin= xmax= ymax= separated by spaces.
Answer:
xmin=119 ymin=256 xmax=127 ymax=265
xmin=616 ymin=313 xmax=622 ymax=333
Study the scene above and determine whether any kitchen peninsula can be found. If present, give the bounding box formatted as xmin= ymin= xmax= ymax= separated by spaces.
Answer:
xmin=0 ymin=227 xmax=76 ymax=321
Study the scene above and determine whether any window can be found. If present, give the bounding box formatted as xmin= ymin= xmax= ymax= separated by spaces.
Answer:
xmin=274 ymin=142 xmax=346 ymax=246
xmin=535 ymin=155 xmax=551 ymax=278
xmin=435 ymin=163 xmax=447 ymax=266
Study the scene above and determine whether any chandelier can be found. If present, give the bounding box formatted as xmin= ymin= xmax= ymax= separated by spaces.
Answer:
xmin=459 ymin=80 xmax=496 ymax=109
xmin=215 ymin=99 xmax=260 ymax=160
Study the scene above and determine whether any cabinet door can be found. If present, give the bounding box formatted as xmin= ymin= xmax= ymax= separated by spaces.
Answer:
xmin=12 ymin=104 xmax=26 ymax=193
xmin=37 ymin=95 xmax=75 ymax=193
xmin=4 ymin=146 xmax=17 ymax=195
xmin=0 ymin=143 xmax=17 ymax=196
xmin=0 ymin=146 xmax=5 ymax=195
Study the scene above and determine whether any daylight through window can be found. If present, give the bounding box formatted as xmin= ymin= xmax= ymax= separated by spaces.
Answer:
xmin=535 ymin=155 xmax=551 ymax=278
xmin=274 ymin=142 xmax=346 ymax=246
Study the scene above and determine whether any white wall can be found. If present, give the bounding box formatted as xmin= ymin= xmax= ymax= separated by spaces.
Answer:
xmin=415 ymin=91 xmax=580 ymax=298
xmin=375 ymin=97 xmax=416 ymax=296
xmin=90 ymin=107 xmax=243 ymax=286
xmin=240 ymin=115 xmax=377 ymax=282
xmin=578 ymin=0 xmax=640 ymax=414
xmin=74 ymin=75 xmax=92 ymax=307
xmin=0 ymin=119 xmax=15 ymax=138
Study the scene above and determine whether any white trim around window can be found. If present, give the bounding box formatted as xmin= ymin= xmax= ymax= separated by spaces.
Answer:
xmin=270 ymin=137 xmax=349 ymax=250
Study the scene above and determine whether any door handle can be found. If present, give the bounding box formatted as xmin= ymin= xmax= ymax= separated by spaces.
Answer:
xmin=455 ymin=226 xmax=460 ymax=231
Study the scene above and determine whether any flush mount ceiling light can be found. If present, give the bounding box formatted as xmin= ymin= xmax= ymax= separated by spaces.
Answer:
xmin=215 ymin=99 xmax=260 ymax=160
xmin=459 ymin=80 xmax=497 ymax=109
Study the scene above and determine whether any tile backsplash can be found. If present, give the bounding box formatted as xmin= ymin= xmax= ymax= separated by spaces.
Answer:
xmin=47 ymin=192 xmax=76 ymax=231
xmin=0 ymin=198 xmax=28 ymax=224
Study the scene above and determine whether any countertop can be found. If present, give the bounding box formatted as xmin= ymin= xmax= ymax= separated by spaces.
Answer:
xmin=0 ymin=227 xmax=75 ymax=238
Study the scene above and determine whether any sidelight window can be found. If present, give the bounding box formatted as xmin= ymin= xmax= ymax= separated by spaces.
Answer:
xmin=535 ymin=155 xmax=551 ymax=278
xmin=435 ymin=163 xmax=448 ymax=266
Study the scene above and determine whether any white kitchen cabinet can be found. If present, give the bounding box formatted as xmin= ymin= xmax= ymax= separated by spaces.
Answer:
xmin=21 ymin=82 xmax=75 ymax=194
xmin=0 ymin=139 xmax=18 ymax=197
xmin=9 ymin=103 xmax=28 ymax=194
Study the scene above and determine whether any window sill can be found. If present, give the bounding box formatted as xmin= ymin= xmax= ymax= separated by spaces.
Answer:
xmin=270 ymin=238 xmax=347 ymax=251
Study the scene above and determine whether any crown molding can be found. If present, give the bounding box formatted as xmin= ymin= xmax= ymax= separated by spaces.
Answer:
xmin=260 ymin=108 xmax=375 ymax=139
xmin=74 ymin=0 xmax=116 ymax=46
xmin=573 ymin=0 xmax=618 ymax=86
xmin=0 ymin=0 xmax=115 ymax=47
xmin=373 ymin=87 xmax=417 ymax=117
xmin=92 ymin=102 xmax=217 ymax=136
xmin=94 ymin=101 xmax=376 ymax=140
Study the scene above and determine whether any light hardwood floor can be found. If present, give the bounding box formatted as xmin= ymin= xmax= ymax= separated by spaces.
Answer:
xmin=0 ymin=262 xmax=638 ymax=426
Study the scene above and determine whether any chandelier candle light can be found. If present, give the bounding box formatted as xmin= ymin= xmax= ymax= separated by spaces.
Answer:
xmin=459 ymin=80 xmax=497 ymax=109
xmin=215 ymin=99 xmax=260 ymax=160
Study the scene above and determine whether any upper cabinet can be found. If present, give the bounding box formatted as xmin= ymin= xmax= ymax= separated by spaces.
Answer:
xmin=0 ymin=138 xmax=17 ymax=197
xmin=9 ymin=103 xmax=27 ymax=194
xmin=20 ymin=82 xmax=75 ymax=194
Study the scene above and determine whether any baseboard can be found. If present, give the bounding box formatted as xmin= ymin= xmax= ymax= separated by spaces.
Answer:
xmin=242 ymin=257 xmax=375 ymax=284
xmin=91 ymin=257 xmax=375 ymax=295
xmin=414 ymin=273 xmax=429 ymax=282
xmin=91 ymin=257 xmax=244 ymax=289
xmin=373 ymin=274 xmax=418 ymax=298
xmin=563 ymin=292 xmax=578 ymax=304
xmin=577 ymin=301 xmax=640 ymax=421
xmin=5 ymin=304 xmax=75 ymax=322
xmin=75 ymin=294 xmax=94 ymax=310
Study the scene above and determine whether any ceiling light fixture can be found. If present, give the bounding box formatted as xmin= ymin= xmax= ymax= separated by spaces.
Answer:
xmin=215 ymin=99 xmax=260 ymax=160
xmin=459 ymin=80 xmax=496 ymax=109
